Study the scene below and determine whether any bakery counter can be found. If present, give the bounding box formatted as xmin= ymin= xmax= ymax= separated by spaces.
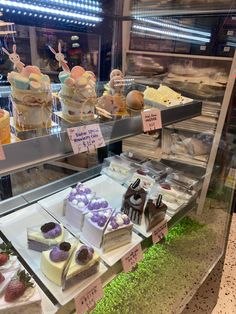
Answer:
xmin=0 ymin=100 xmax=202 ymax=176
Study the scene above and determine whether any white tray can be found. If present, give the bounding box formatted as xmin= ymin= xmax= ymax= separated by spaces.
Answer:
xmin=0 ymin=204 xmax=107 ymax=306
xmin=80 ymin=232 xmax=143 ymax=267
xmin=38 ymin=175 xmax=126 ymax=238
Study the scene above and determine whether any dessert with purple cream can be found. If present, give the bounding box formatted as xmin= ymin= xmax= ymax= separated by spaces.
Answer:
xmin=82 ymin=208 xmax=113 ymax=248
xmin=27 ymin=222 xmax=65 ymax=252
xmin=41 ymin=241 xmax=100 ymax=289
xmin=144 ymin=194 xmax=167 ymax=232
xmin=102 ymin=212 xmax=133 ymax=252
xmin=121 ymin=179 xmax=147 ymax=225
xmin=87 ymin=197 xmax=109 ymax=211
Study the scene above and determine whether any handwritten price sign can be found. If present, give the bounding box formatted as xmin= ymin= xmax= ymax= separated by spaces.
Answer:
xmin=141 ymin=109 xmax=162 ymax=133
xmin=121 ymin=244 xmax=143 ymax=273
xmin=152 ymin=221 xmax=168 ymax=244
xmin=75 ymin=279 xmax=103 ymax=314
xmin=67 ymin=124 xmax=106 ymax=154
xmin=0 ymin=142 xmax=6 ymax=161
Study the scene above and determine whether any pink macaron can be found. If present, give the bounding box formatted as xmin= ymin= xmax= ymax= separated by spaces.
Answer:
xmin=22 ymin=66 xmax=41 ymax=78
xmin=71 ymin=66 xmax=85 ymax=80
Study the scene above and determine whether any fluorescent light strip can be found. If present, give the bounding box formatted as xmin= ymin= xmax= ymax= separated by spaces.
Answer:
xmin=133 ymin=24 xmax=210 ymax=43
xmin=1 ymin=0 xmax=102 ymax=22
xmin=0 ymin=8 xmax=96 ymax=26
xmin=135 ymin=16 xmax=211 ymax=37
xmin=33 ymin=0 xmax=102 ymax=13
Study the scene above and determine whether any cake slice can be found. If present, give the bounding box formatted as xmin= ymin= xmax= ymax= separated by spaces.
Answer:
xmin=102 ymin=212 xmax=133 ymax=252
xmin=121 ymin=179 xmax=147 ymax=225
xmin=41 ymin=241 xmax=100 ymax=290
xmin=144 ymin=195 xmax=167 ymax=232
xmin=27 ymin=222 xmax=65 ymax=252
xmin=82 ymin=208 xmax=113 ymax=248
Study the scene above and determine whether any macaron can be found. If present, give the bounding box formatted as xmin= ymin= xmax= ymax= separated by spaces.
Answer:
xmin=30 ymin=80 xmax=41 ymax=91
xmin=29 ymin=73 xmax=41 ymax=82
xmin=59 ymin=71 xmax=70 ymax=84
xmin=110 ymin=69 xmax=123 ymax=80
xmin=75 ymin=76 xmax=88 ymax=88
xmin=64 ymin=77 xmax=75 ymax=87
xmin=14 ymin=74 xmax=29 ymax=90
xmin=22 ymin=65 xmax=41 ymax=77
xmin=83 ymin=71 xmax=96 ymax=82
xmin=71 ymin=66 xmax=85 ymax=80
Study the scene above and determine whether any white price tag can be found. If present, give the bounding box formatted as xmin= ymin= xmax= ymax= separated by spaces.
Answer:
xmin=227 ymin=30 xmax=234 ymax=36
xmin=74 ymin=279 xmax=103 ymax=314
xmin=200 ymin=45 xmax=206 ymax=51
xmin=121 ymin=244 xmax=143 ymax=273
xmin=223 ymin=47 xmax=230 ymax=52
xmin=141 ymin=109 xmax=162 ymax=133
xmin=152 ymin=221 xmax=168 ymax=244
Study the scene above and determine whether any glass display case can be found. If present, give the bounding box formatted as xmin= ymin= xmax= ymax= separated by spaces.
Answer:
xmin=0 ymin=1 xmax=235 ymax=313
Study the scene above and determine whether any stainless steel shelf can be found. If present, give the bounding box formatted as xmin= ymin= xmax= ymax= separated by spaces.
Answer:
xmin=0 ymin=101 xmax=202 ymax=176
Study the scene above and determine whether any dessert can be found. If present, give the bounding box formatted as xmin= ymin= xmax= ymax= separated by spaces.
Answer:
xmin=126 ymin=90 xmax=144 ymax=113
xmin=102 ymin=212 xmax=133 ymax=252
xmin=82 ymin=208 xmax=113 ymax=248
xmin=27 ymin=222 xmax=65 ymax=252
xmin=121 ymin=179 xmax=147 ymax=225
xmin=0 ymin=109 xmax=10 ymax=144
xmin=59 ymin=66 xmax=97 ymax=122
xmin=102 ymin=155 xmax=134 ymax=183
xmin=129 ymin=168 xmax=156 ymax=191
xmin=144 ymin=195 xmax=167 ymax=232
xmin=3 ymin=44 xmax=52 ymax=130
xmin=41 ymin=241 xmax=100 ymax=290
xmin=144 ymin=84 xmax=192 ymax=107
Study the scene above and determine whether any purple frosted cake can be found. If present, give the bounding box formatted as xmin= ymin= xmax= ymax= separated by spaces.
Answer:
xmin=102 ymin=212 xmax=133 ymax=252
xmin=121 ymin=178 xmax=147 ymax=225
xmin=27 ymin=222 xmax=65 ymax=252
xmin=82 ymin=208 xmax=113 ymax=248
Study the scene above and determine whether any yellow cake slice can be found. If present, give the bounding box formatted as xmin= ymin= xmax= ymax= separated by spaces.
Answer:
xmin=0 ymin=109 xmax=10 ymax=144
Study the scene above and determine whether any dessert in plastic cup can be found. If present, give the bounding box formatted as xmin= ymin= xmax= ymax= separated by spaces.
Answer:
xmin=3 ymin=44 xmax=52 ymax=130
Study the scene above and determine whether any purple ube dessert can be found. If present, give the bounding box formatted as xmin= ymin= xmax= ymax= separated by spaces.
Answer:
xmin=50 ymin=242 xmax=71 ymax=262
xmin=88 ymin=197 xmax=109 ymax=211
xmin=76 ymin=245 xmax=94 ymax=265
xmin=65 ymin=183 xmax=95 ymax=231
xmin=82 ymin=208 xmax=113 ymax=248
xmin=102 ymin=212 xmax=133 ymax=252
xmin=41 ymin=222 xmax=62 ymax=239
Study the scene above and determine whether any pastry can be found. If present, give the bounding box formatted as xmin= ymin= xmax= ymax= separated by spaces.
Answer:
xmin=144 ymin=195 xmax=167 ymax=232
xmin=126 ymin=90 xmax=144 ymax=111
xmin=0 ymin=109 xmax=10 ymax=144
xmin=121 ymin=179 xmax=147 ymax=225
xmin=41 ymin=241 xmax=100 ymax=290
xmin=82 ymin=208 xmax=113 ymax=248
xmin=27 ymin=222 xmax=65 ymax=252
xmin=102 ymin=212 xmax=133 ymax=252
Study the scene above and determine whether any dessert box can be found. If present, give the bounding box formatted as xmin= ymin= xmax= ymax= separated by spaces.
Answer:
xmin=0 ymin=204 xmax=107 ymax=305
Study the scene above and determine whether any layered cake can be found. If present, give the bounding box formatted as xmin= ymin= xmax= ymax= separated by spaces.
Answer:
xmin=102 ymin=212 xmax=133 ymax=252
xmin=8 ymin=66 xmax=52 ymax=130
xmin=0 ymin=109 xmax=10 ymax=144
xmin=59 ymin=66 xmax=97 ymax=122
xmin=41 ymin=241 xmax=100 ymax=290
xmin=144 ymin=84 xmax=192 ymax=107
xmin=121 ymin=179 xmax=147 ymax=225
xmin=27 ymin=222 xmax=65 ymax=252
xmin=144 ymin=195 xmax=167 ymax=232
xmin=102 ymin=155 xmax=134 ymax=183
xmin=0 ymin=242 xmax=41 ymax=314
xmin=82 ymin=208 xmax=113 ymax=248
xmin=129 ymin=168 xmax=156 ymax=191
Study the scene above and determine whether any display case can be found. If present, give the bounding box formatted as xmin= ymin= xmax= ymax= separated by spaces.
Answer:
xmin=0 ymin=1 xmax=235 ymax=313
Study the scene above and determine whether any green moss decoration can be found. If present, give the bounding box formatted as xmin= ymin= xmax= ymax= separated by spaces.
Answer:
xmin=92 ymin=217 xmax=218 ymax=314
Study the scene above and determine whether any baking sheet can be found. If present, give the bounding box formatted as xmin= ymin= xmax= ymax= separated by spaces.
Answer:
xmin=0 ymin=204 xmax=107 ymax=306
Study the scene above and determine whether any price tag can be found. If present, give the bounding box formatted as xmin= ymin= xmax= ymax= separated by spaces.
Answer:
xmin=74 ymin=279 xmax=103 ymax=314
xmin=67 ymin=124 xmax=105 ymax=154
xmin=224 ymin=46 xmax=230 ymax=52
xmin=200 ymin=45 xmax=206 ymax=51
xmin=152 ymin=220 xmax=168 ymax=244
xmin=121 ymin=244 xmax=143 ymax=273
xmin=0 ymin=142 xmax=5 ymax=161
xmin=227 ymin=30 xmax=234 ymax=36
xmin=141 ymin=109 xmax=162 ymax=133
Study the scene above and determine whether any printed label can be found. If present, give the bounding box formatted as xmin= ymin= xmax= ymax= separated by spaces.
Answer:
xmin=141 ymin=109 xmax=162 ymax=132
xmin=75 ymin=279 xmax=103 ymax=314
xmin=152 ymin=220 xmax=168 ymax=244
xmin=67 ymin=124 xmax=105 ymax=154
xmin=200 ymin=45 xmax=206 ymax=51
xmin=227 ymin=30 xmax=234 ymax=36
xmin=121 ymin=244 xmax=143 ymax=273
xmin=223 ymin=47 xmax=230 ymax=52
